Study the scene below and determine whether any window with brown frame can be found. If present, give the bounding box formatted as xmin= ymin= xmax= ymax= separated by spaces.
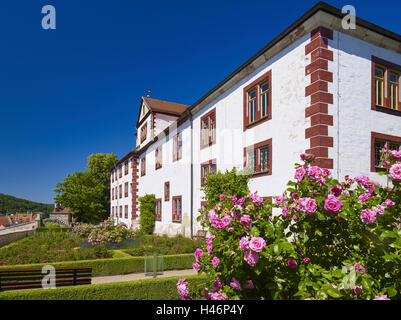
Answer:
xmin=243 ymin=70 xmax=272 ymax=130
xmin=201 ymin=159 xmax=217 ymax=186
xmin=119 ymin=205 xmax=122 ymax=218
xmin=155 ymin=198 xmax=162 ymax=221
xmin=124 ymin=161 xmax=129 ymax=175
xmin=372 ymin=56 xmax=401 ymax=114
xmin=124 ymin=182 xmax=128 ymax=197
xmin=244 ymin=138 xmax=272 ymax=177
xmin=155 ymin=146 xmax=162 ymax=169
xmin=200 ymin=109 xmax=216 ymax=148
xmin=371 ymin=132 xmax=401 ymax=172
xmin=112 ymin=206 xmax=114 ymax=218
xmin=124 ymin=205 xmax=128 ymax=219
xmin=119 ymin=165 xmax=122 ymax=178
xmin=141 ymin=156 xmax=146 ymax=176
xmin=112 ymin=188 xmax=114 ymax=200
xmin=172 ymin=196 xmax=182 ymax=223
xmin=164 ymin=181 xmax=170 ymax=201
xmin=111 ymin=172 xmax=114 ymax=183
xmin=173 ymin=132 xmax=182 ymax=161
xmin=140 ymin=123 xmax=147 ymax=143
xmin=119 ymin=184 xmax=122 ymax=198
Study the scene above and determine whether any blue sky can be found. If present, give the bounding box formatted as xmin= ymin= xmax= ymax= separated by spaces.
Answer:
xmin=0 ymin=0 xmax=400 ymax=203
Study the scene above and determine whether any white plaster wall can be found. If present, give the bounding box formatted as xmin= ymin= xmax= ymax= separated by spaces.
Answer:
xmin=336 ymin=31 xmax=401 ymax=185
xmin=111 ymin=156 xmax=133 ymax=228
xmin=137 ymin=120 xmax=192 ymax=237
xmin=154 ymin=113 xmax=179 ymax=136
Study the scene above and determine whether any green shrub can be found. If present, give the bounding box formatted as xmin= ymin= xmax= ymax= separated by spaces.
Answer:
xmin=0 ymin=253 xmax=194 ymax=276
xmin=35 ymin=226 xmax=72 ymax=233
xmin=138 ymin=194 xmax=156 ymax=234
xmin=124 ymin=234 xmax=204 ymax=256
xmin=200 ymin=167 xmax=250 ymax=216
xmin=0 ymin=275 xmax=210 ymax=300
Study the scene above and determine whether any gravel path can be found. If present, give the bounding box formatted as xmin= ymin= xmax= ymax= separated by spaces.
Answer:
xmin=92 ymin=269 xmax=197 ymax=284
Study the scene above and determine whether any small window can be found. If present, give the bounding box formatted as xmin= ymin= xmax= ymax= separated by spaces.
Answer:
xmin=200 ymin=109 xmax=216 ymax=148
xmin=141 ymin=157 xmax=146 ymax=176
xmin=389 ymin=72 xmax=399 ymax=110
xmin=119 ymin=205 xmax=122 ymax=218
xmin=375 ymin=67 xmax=384 ymax=107
xmin=248 ymin=89 xmax=257 ymax=124
xmin=140 ymin=123 xmax=147 ymax=143
xmin=371 ymin=132 xmax=401 ymax=171
xmin=164 ymin=182 xmax=170 ymax=201
xmin=124 ymin=161 xmax=129 ymax=175
xmin=155 ymin=199 xmax=162 ymax=221
xmin=172 ymin=196 xmax=182 ymax=223
xmin=119 ymin=185 xmax=122 ymax=198
xmin=201 ymin=160 xmax=216 ymax=186
xmin=173 ymin=132 xmax=182 ymax=161
xmin=155 ymin=146 xmax=162 ymax=169
xmin=119 ymin=165 xmax=122 ymax=178
xmin=260 ymin=81 xmax=269 ymax=118
xmin=244 ymin=139 xmax=272 ymax=176
xmin=124 ymin=182 xmax=128 ymax=197
xmin=124 ymin=205 xmax=128 ymax=219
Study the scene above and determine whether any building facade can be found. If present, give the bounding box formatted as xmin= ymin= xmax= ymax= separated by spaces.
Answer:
xmin=110 ymin=2 xmax=401 ymax=237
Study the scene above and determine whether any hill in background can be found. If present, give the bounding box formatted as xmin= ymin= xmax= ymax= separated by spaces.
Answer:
xmin=0 ymin=193 xmax=53 ymax=214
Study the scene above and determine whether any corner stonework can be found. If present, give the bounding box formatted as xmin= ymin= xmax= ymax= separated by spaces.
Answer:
xmin=305 ymin=26 xmax=334 ymax=169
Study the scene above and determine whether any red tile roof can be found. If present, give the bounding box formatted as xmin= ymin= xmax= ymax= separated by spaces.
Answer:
xmin=143 ymin=97 xmax=188 ymax=116
xmin=0 ymin=216 xmax=11 ymax=226
xmin=51 ymin=207 xmax=73 ymax=214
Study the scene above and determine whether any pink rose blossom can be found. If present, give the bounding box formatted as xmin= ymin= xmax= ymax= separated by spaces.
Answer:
xmin=230 ymin=196 xmax=238 ymax=203
xmin=210 ymin=292 xmax=228 ymax=300
xmin=354 ymin=263 xmax=362 ymax=271
xmin=329 ymin=185 xmax=342 ymax=197
xmin=352 ymin=286 xmax=363 ymax=296
xmin=221 ymin=215 xmax=232 ymax=228
xmin=240 ymin=215 xmax=252 ymax=227
xmin=304 ymin=257 xmax=310 ymax=263
xmin=214 ymin=279 xmax=223 ymax=291
xmin=299 ymin=197 xmax=317 ymax=216
xmin=384 ymin=199 xmax=395 ymax=207
xmin=230 ymin=277 xmax=241 ymax=290
xmin=360 ymin=209 xmax=376 ymax=225
xmin=286 ymin=259 xmax=298 ymax=268
xmin=236 ymin=197 xmax=245 ymax=206
xmin=244 ymin=280 xmax=254 ymax=289
xmin=239 ymin=236 xmax=250 ymax=251
xmin=295 ymin=167 xmax=306 ymax=182
xmin=389 ymin=164 xmax=401 ymax=181
xmin=358 ymin=193 xmax=371 ymax=203
xmin=324 ymin=196 xmax=343 ymax=214
xmin=244 ymin=250 xmax=259 ymax=266
xmin=373 ymin=295 xmax=390 ymax=300
xmin=192 ymin=263 xmax=201 ymax=271
xmin=219 ymin=194 xmax=226 ymax=200
xmin=249 ymin=236 xmax=266 ymax=253
xmin=194 ymin=248 xmax=203 ymax=260
xmin=212 ymin=256 xmax=220 ymax=267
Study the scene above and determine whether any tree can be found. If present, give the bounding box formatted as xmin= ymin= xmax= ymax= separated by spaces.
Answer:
xmin=54 ymin=153 xmax=117 ymax=223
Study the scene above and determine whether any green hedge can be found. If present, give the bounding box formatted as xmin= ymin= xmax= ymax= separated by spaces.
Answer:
xmin=0 ymin=275 xmax=209 ymax=300
xmin=35 ymin=226 xmax=72 ymax=233
xmin=0 ymin=252 xmax=194 ymax=276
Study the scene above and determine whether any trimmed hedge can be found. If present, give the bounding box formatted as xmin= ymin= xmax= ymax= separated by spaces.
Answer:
xmin=0 ymin=275 xmax=209 ymax=300
xmin=0 ymin=251 xmax=194 ymax=276
xmin=35 ymin=226 xmax=72 ymax=233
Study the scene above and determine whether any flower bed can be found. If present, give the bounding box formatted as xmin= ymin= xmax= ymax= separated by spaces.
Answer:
xmin=0 ymin=230 xmax=111 ymax=266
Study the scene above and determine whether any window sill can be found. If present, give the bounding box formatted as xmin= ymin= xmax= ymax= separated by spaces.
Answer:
xmin=244 ymin=116 xmax=271 ymax=131
xmin=200 ymin=141 xmax=216 ymax=150
xmin=250 ymin=170 xmax=271 ymax=178
xmin=172 ymin=220 xmax=182 ymax=224
xmin=373 ymin=105 xmax=401 ymax=117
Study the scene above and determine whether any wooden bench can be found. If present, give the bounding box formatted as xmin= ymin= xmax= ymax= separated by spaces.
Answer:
xmin=192 ymin=230 xmax=207 ymax=241
xmin=0 ymin=266 xmax=92 ymax=291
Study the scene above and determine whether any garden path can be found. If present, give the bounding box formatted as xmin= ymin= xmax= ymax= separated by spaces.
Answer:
xmin=91 ymin=269 xmax=197 ymax=284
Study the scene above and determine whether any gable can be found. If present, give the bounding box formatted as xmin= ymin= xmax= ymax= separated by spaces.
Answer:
xmin=139 ymin=102 xmax=150 ymax=122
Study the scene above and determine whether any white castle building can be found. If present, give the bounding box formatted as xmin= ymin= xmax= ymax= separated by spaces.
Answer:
xmin=110 ymin=2 xmax=401 ymax=237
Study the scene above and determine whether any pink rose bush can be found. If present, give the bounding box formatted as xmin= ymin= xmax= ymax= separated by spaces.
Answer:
xmin=179 ymin=151 xmax=401 ymax=300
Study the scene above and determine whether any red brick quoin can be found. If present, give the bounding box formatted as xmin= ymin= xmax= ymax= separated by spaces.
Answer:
xmin=305 ymin=26 xmax=334 ymax=169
